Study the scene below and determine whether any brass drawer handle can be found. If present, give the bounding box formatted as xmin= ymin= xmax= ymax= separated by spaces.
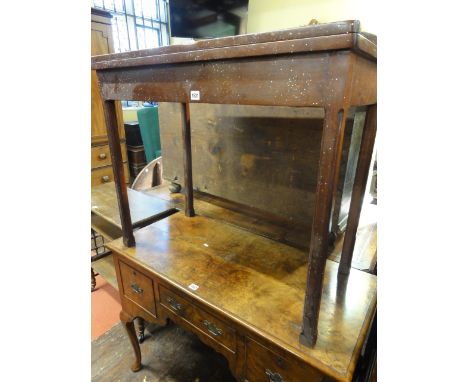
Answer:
xmin=102 ymin=175 xmax=110 ymax=182
xmin=166 ymin=296 xmax=182 ymax=311
xmin=131 ymin=283 xmax=143 ymax=294
xmin=202 ymin=320 xmax=223 ymax=337
xmin=265 ymin=369 xmax=285 ymax=382
xmin=98 ymin=153 xmax=107 ymax=159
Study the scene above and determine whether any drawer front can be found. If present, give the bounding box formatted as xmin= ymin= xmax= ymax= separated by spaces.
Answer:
xmin=91 ymin=143 xmax=128 ymax=169
xmin=119 ymin=261 xmax=157 ymax=317
xmin=246 ymin=339 xmax=323 ymax=382
xmin=127 ymin=145 xmax=147 ymax=164
xmin=91 ymin=164 xmax=129 ymax=186
xmin=160 ymin=286 xmax=236 ymax=352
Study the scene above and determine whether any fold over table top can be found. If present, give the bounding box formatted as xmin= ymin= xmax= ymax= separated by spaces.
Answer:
xmin=91 ymin=20 xmax=376 ymax=70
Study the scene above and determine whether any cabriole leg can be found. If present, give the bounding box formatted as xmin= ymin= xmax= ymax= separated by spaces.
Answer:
xmin=120 ymin=311 xmax=142 ymax=372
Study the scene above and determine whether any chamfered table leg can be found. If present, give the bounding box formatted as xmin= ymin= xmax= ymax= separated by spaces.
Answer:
xmin=339 ymin=105 xmax=377 ymax=275
xmin=120 ymin=311 xmax=142 ymax=372
xmin=181 ymin=102 xmax=195 ymax=217
xmin=103 ymin=100 xmax=135 ymax=247
xmin=300 ymin=106 xmax=349 ymax=347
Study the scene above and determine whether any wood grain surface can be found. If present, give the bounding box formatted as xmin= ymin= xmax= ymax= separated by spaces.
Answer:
xmin=107 ymin=212 xmax=376 ymax=381
xmin=93 ymin=18 xmax=377 ymax=352
xmin=91 ymin=182 xmax=176 ymax=229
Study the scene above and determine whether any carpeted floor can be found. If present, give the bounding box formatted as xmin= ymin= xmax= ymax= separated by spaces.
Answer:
xmin=91 ymin=274 xmax=121 ymax=340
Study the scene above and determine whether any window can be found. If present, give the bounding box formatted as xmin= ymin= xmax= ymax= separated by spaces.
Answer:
xmin=92 ymin=0 xmax=170 ymax=52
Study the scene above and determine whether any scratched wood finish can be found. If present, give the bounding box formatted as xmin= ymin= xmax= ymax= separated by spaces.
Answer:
xmin=107 ymin=213 xmax=376 ymax=382
xmin=92 ymin=20 xmax=361 ymax=64
xmin=92 ymin=20 xmax=375 ymax=71
xmin=95 ymin=51 xmax=374 ymax=108
xmin=93 ymin=20 xmax=377 ymax=350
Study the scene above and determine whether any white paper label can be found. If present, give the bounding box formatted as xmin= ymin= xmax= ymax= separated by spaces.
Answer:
xmin=190 ymin=90 xmax=200 ymax=101
xmin=188 ymin=283 xmax=199 ymax=291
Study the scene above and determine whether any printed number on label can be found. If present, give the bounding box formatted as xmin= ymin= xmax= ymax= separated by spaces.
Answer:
xmin=190 ymin=90 xmax=200 ymax=101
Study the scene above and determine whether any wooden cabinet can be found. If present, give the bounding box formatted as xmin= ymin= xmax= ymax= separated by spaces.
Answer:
xmin=91 ymin=8 xmax=129 ymax=185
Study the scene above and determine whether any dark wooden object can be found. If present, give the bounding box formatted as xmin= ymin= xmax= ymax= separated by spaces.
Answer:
xmin=339 ymin=106 xmax=377 ymax=275
xmin=103 ymin=101 xmax=135 ymax=247
xmin=91 ymin=8 xmax=130 ymax=185
xmin=181 ymin=103 xmax=195 ymax=217
xmin=92 ymin=19 xmax=376 ymax=380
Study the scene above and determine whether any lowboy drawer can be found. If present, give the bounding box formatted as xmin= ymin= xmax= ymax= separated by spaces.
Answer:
xmin=119 ymin=261 xmax=157 ymax=317
xmin=246 ymin=338 xmax=323 ymax=382
xmin=160 ymin=286 xmax=236 ymax=352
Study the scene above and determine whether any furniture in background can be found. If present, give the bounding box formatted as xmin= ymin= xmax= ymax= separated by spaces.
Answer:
xmin=91 ymin=181 xmax=176 ymax=341
xmin=92 ymin=20 xmax=377 ymax=382
xmin=158 ymin=103 xmax=360 ymax=236
xmin=124 ymin=122 xmax=148 ymax=180
xmin=131 ymin=158 xmax=163 ymax=191
xmin=91 ymin=8 xmax=129 ymax=186
xmin=137 ymin=106 xmax=162 ymax=162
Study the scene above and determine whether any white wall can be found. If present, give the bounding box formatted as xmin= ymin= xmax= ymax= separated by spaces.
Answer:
xmin=247 ymin=0 xmax=378 ymax=34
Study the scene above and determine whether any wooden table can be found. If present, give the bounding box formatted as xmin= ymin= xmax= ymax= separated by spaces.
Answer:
xmin=92 ymin=20 xmax=377 ymax=382
xmin=91 ymin=182 xmax=176 ymax=340
xmin=91 ymin=181 xmax=176 ymax=284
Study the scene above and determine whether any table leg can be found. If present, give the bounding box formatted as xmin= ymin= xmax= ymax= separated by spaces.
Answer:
xmin=103 ymin=100 xmax=135 ymax=247
xmin=120 ymin=311 xmax=142 ymax=372
xmin=339 ymin=105 xmax=377 ymax=275
xmin=181 ymin=102 xmax=195 ymax=217
xmin=300 ymin=106 xmax=348 ymax=347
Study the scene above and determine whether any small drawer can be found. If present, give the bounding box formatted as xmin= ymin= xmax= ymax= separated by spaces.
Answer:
xmin=246 ymin=339 xmax=323 ymax=382
xmin=91 ymin=143 xmax=128 ymax=169
xmin=160 ymin=286 xmax=236 ymax=352
xmin=119 ymin=261 xmax=157 ymax=317
xmin=91 ymin=164 xmax=129 ymax=186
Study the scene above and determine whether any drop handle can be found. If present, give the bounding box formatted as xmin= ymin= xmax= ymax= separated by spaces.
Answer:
xmin=202 ymin=320 xmax=223 ymax=337
xmin=265 ymin=369 xmax=285 ymax=382
xmin=131 ymin=283 xmax=143 ymax=294
xmin=166 ymin=297 xmax=182 ymax=311
xmin=98 ymin=153 xmax=107 ymax=159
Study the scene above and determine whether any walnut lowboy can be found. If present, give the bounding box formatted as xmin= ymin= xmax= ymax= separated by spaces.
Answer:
xmin=108 ymin=213 xmax=376 ymax=382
